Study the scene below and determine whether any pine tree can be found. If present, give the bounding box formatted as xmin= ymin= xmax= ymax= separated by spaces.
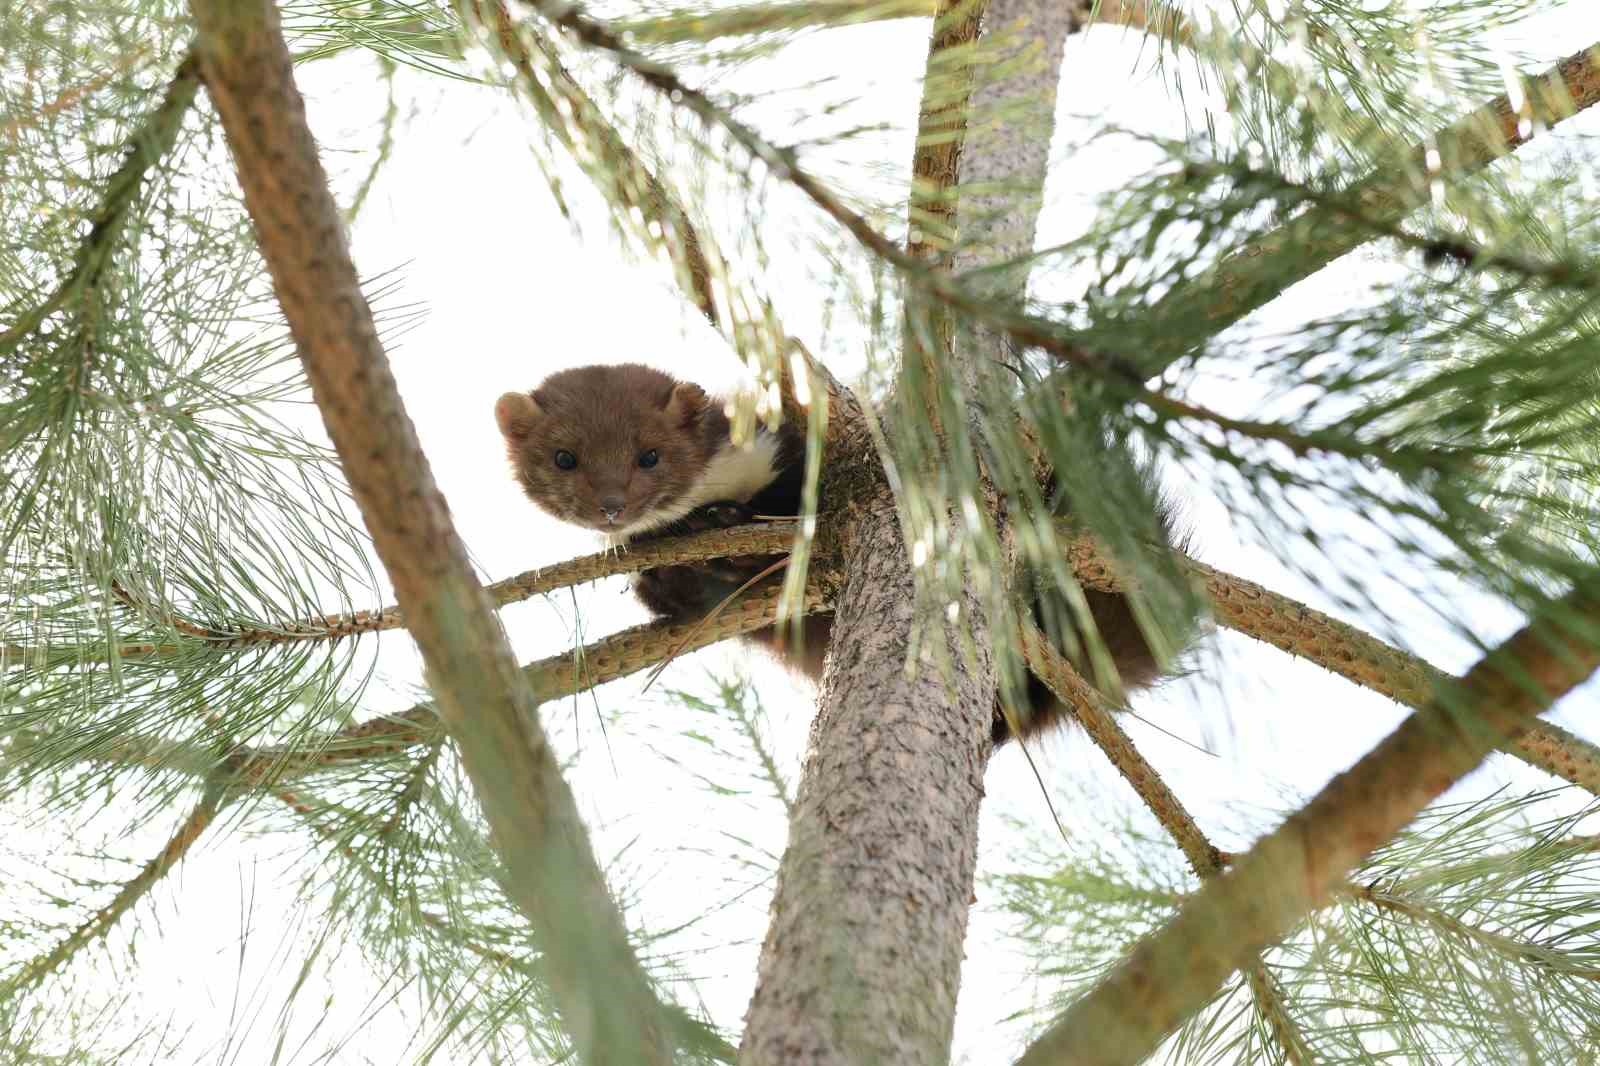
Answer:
xmin=4 ymin=0 xmax=1600 ymax=1064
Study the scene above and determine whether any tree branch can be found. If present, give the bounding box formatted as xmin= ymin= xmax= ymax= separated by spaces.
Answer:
xmin=1177 ymin=155 xmax=1600 ymax=295
xmin=2 ymin=522 xmax=798 ymax=667
xmin=7 ymin=783 xmax=223 ymax=992
xmin=1060 ymin=533 xmax=1600 ymax=796
xmin=1019 ymin=622 xmax=1220 ymax=875
xmin=1347 ymin=880 xmax=1600 ymax=983
xmin=1019 ymin=622 xmax=1313 ymax=1064
xmin=187 ymin=2 xmax=673 ymax=1061
xmin=1014 ymin=574 xmax=1600 ymax=1066
xmin=1134 ymin=44 xmax=1600 ymax=376
xmin=32 ymin=510 xmax=1600 ymax=802
xmin=246 ymin=579 xmax=830 ymax=780
xmin=0 ymin=50 xmax=201 ymax=357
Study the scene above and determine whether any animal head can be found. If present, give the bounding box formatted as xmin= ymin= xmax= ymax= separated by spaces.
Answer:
xmin=495 ymin=364 xmax=713 ymax=535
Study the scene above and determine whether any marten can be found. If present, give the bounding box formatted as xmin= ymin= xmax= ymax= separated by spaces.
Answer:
xmin=494 ymin=363 xmax=1192 ymax=745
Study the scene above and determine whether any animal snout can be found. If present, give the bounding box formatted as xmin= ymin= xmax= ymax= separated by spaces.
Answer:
xmin=599 ymin=495 xmax=626 ymax=522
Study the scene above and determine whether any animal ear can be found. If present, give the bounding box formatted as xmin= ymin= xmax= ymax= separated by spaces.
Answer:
xmin=495 ymin=391 xmax=541 ymax=440
xmin=665 ymin=381 xmax=707 ymax=426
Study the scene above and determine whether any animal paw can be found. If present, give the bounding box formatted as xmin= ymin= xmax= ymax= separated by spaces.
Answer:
xmin=692 ymin=500 xmax=754 ymax=529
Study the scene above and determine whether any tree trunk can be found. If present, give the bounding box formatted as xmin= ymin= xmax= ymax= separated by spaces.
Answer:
xmin=740 ymin=2 xmax=1072 ymax=1061
xmin=739 ymin=482 xmax=996 ymax=1065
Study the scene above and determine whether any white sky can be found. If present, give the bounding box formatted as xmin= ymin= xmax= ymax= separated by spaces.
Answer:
xmin=21 ymin=3 xmax=1600 ymax=1064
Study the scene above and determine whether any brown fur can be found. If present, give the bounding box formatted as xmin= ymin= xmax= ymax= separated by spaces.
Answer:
xmin=495 ymin=363 xmax=725 ymax=536
xmin=496 ymin=365 xmax=1194 ymax=747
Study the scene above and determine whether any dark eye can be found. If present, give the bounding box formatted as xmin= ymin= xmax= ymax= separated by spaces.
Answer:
xmin=637 ymin=449 xmax=659 ymax=469
xmin=554 ymin=450 xmax=577 ymax=470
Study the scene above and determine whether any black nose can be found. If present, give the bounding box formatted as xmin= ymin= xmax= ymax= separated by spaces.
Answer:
xmin=599 ymin=496 xmax=625 ymax=522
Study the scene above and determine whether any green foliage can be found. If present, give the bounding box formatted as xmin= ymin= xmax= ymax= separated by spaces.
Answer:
xmin=3 ymin=0 xmax=1600 ymax=1062
xmin=994 ymin=790 xmax=1600 ymax=1063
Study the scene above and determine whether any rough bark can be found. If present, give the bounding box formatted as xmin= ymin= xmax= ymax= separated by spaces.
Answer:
xmin=1015 ymin=578 xmax=1600 ymax=1066
xmin=741 ymin=2 xmax=1075 ymax=1061
xmin=740 ymin=487 xmax=995 ymax=1065
xmin=186 ymin=3 xmax=671 ymax=1062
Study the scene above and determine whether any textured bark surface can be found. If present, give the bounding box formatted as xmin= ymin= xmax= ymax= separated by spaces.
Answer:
xmin=741 ymin=2 xmax=1079 ymax=1060
xmin=740 ymin=488 xmax=995 ymax=1066
xmin=187 ymin=3 xmax=671 ymax=1063
xmin=948 ymin=0 xmax=1074 ymax=280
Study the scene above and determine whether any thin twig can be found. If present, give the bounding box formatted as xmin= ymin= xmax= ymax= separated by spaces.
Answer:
xmin=1135 ymin=44 xmax=1600 ymax=375
xmin=1018 ymin=622 xmax=1312 ymax=1062
xmin=1347 ymin=880 xmax=1600 ymax=983
xmin=8 ymin=783 xmax=224 ymax=992
xmin=1019 ymin=622 xmax=1220 ymax=876
xmin=0 ymin=51 xmax=200 ymax=355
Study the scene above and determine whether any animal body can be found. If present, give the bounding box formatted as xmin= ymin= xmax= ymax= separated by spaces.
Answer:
xmin=494 ymin=363 xmax=1192 ymax=744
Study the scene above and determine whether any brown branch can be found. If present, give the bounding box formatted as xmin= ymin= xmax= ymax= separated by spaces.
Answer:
xmin=1019 ymin=621 xmax=1220 ymax=876
xmin=40 ymin=520 xmax=1600 ymax=806
xmin=1348 ymin=880 xmax=1600 ymax=983
xmin=1 ymin=522 xmax=800 ymax=667
xmin=1018 ymin=622 xmax=1312 ymax=1062
xmin=24 ymin=520 xmax=1600 ymax=802
xmin=1014 ymin=573 xmax=1600 ymax=1066
xmin=1135 ymin=44 xmax=1600 ymax=376
xmin=1090 ymin=0 xmax=1191 ymax=46
xmin=1192 ymin=559 xmax=1600 ymax=796
xmin=8 ymin=786 xmax=222 ymax=992
xmin=245 ymin=579 xmax=830 ymax=779
xmin=1061 ymin=534 xmax=1600 ymax=797
xmin=187 ymin=1 xmax=673 ymax=1061
xmin=740 ymin=0 xmax=1024 ymax=1053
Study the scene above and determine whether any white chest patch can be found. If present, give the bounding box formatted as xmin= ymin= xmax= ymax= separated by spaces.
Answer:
xmin=613 ymin=430 xmax=782 ymax=540
xmin=690 ymin=431 xmax=782 ymax=510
